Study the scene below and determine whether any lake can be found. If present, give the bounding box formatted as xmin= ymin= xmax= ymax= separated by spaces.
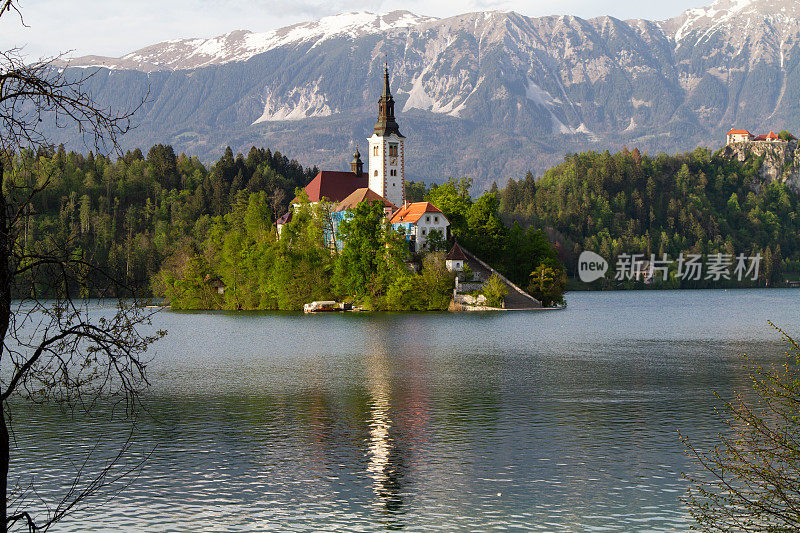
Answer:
xmin=14 ymin=289 xmax=800 ymax=531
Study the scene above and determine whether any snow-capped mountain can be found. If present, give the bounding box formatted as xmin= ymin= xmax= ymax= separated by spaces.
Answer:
xmin=68 ymin=11 xmax=435 ymax=72
xmin=50 ymin=0 xmax=800 ymax=189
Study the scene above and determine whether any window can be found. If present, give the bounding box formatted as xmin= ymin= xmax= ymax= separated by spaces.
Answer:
xmin=422 ymin=229 xmax=426 ymax=235
xmin=389 ymin=169 xmax=396 ymax=176
xmin=388 ymin=143 xmax=398 ymax=157
xmin=434 ymin=216 xmax=439 ymax=223
xmin=374 ymin=170 xmax=378 ymax=176
xmin=426 ymin=216 xmax=430 ymax=222
xmin=373 ymin=146 xmax=378 ymax=156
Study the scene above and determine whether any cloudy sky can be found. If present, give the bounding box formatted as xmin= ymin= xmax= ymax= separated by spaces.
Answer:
xmin=2 ymin=0 xmax=708 ymax=58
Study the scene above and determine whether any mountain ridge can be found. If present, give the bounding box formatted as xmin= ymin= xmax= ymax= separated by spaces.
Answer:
xmin=45 ymin=0 xmax=800 ymax=190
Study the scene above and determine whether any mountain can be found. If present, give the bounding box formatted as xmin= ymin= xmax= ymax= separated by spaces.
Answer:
xmin=49 ymin=0 xmax=800 ymax=190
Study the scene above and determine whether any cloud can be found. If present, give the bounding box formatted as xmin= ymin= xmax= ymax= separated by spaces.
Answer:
xmin=0 ymin=0 xmax=705 ymax=59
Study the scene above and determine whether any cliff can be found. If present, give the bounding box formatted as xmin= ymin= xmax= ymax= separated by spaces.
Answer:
xmin=721 ymin=141 xmax=800 ymax=193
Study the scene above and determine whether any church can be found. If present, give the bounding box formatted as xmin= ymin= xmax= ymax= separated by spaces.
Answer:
xmin=284 ymin=65 xmax=449 ymax=252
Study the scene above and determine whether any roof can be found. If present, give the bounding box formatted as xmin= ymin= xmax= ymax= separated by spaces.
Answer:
xmin=276 ymin=210 xmax=292 ymax=225
xmin=753 ymin=134 xmax=768 ymax=141
xmin=334 ymin=188 xmax=397 ymax=212
xmin=292 ymin=171 xmax=368 ymax=204
xmin=390 ymin=202 xmax=445 ymax=224
xmin=446 ymin=242 xmax=467 ymax=261
xmin=767 ymin=131 xmax=780 ymax=139
xmin=727 ymin=128 xmax=751 ymax=135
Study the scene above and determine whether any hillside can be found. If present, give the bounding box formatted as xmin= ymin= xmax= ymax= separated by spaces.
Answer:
xmin=498 ymin=146 xmax=800 ymax=284
xmin=38 ymin=0 xmax=800 ymax=190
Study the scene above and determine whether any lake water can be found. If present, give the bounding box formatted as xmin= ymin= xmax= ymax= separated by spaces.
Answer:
xmin=14 ymin=289 xmax=800 ymax=531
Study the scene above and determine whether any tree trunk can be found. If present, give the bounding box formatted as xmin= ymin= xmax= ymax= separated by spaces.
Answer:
xmin=0 ymin=404 xmax=8 ymax=533
xmin=0 ymin=159 xmax=11 ymax=532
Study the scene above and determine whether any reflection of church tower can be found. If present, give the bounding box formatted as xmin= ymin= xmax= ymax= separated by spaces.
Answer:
xmin=368 ymin=65 xmax=406 ymax=208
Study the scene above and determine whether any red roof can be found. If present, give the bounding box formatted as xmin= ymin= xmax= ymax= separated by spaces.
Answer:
xmin=334 ymin=188 xmax=397 ymax=212
xmin=446 ymin=242 xmax=467 ymax=261
xmin=727 ymin=128 xmax=751 ymax=136
xmin=292 ymin=171 xmax=368 ymax=204
xmin=767 ymin=131 xmax=779 ymax=139
xmin=390 ymin=202 xmax=444 ymax=224
xmin=753 ymin=134 xmax=768 ymax=141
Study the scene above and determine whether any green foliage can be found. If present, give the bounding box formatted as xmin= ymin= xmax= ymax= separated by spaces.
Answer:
xmin=405 ymin=180 xmax=428 ymax=202
xmin=425 ymin=228 xmax=446 ymax=252
xmin=424 ymin=177 xmax=565 ymax=300
xmin=3 ymin=144 xmax=317 ymax=297
xmin=498 ymin=147 xmax=800 ymax=287
xmin=684 ymin=324 xmax=800 ymax=530
xmin=386 ymin=253 xmax=454 ymax=311
xmin=333 ymin=201 xmax=392 ymax=299
xmin=481 ymin=273 xmax=508 ymax=308
xmin=461 ymin=263 xmax=473 ymax=281
xmin=528 ymin=265 xmax=566 ymax=307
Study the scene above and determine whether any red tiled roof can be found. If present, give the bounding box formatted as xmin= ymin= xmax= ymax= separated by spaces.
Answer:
xmin=767 ymin=131 xmax=779 ymax=139
xmin=389 ymin=202 xmax=444 ymax=224
xmin=446 ymin=242 xmax=467 ymax=261
xmin=753 ymin=134 xmax=768 ymax=141
xmin=727 ymin=128 xmax=751 ymax=135
xmin=292 ymin=171 xmax=368 ymax=204
xmin=334 ymin=188 xmax=397 ymax=212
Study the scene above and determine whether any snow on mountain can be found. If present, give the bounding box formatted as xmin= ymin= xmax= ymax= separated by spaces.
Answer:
xmin=65 ymin=11 xmax=435 ymax=72
xmin=47 ymin=0 xmax=800 ymax=188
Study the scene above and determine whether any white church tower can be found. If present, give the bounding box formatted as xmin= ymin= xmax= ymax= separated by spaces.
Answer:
xmin=368 ymin=66 xmax=406 ymax=208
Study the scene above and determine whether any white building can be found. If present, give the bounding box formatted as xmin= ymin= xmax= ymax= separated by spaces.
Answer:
xmin=726 ymin=128 xmax=753 ymax=144
xmin=445 ymin=242 xmax=467 ymax=272
xmin=390 ymin=202 xmax=449 ymax=252
xmin=368 ymin=66 xmax=406 ymax=208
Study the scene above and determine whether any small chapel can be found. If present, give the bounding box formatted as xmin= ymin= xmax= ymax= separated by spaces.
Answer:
xmin=283 ymin=65 xmax=449 ymax=252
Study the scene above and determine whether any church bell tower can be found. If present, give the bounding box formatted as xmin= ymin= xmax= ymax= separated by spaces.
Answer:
xmin=368 ymin=65 xmax=405 ymax=207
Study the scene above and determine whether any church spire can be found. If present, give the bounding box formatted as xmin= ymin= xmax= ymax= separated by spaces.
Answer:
xmin=374 ymin=64 xmax=403 ymax=137
xmin=350 ymin=145 xmax=363 ymax=176
xmin=381 ymin=64 xmax=391 ymax=98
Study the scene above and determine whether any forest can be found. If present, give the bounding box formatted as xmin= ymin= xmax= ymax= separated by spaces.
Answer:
xmin=4 ymin=144 xmax=316 ymax=297
xmin=496 ymin=147 xmax=800 ymax=287
xmin=7 ymin=142 xmax=792 ymax=307
xmin=4 ymin=144 xmax=562 ymax=309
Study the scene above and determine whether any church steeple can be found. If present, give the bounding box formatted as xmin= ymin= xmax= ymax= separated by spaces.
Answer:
xmin=368 ymin=62 xmax=406 ymax=208
xmin=350 ymin=145 xmax=363 ymax=176
xmin=374 ymin=65 xmax=403 ymax=138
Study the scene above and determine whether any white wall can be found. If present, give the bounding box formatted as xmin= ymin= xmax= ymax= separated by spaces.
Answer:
xmin=413 ymin=213 xmax=449 ymax=252
xmin=368 ymin=132 xmax=405 ymax=208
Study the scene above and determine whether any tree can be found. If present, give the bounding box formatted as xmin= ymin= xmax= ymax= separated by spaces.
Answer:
xmin=425 ymin=228 xmax=446 ymax=252
xmin=0 ymin=3 xmax=162 ymax=531
xmin=528 ymin=264 xmax=566 ymax=308
xmin=333 ymin=201 xmax=389 ymax=299
xmin=480 ymin=273 xmax=508 ymax=308
xmin=683 ymin=324 xmax=800 ymax=531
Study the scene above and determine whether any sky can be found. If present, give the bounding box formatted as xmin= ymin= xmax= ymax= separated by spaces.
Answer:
xmin=1 ymin=0 xmax=710 ymax=59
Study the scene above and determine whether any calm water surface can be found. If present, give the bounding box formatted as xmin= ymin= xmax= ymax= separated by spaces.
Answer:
xmin=15 ymin=289 xmax=800 ymax=531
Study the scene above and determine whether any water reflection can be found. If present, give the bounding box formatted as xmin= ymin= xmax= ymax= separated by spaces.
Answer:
xmin=8 ymin=290 xmax=800 ymax=532
xmin=362 ymin=321 xmax=425 ymax=526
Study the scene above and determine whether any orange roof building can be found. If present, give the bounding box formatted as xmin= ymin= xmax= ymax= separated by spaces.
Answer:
xmin=726 ymin=128 xmax=753 ymax=144
xmin=390 ymin=202 xmax=449 ymax=252
xmin=389 ymin=202 xmax=443 ymax=224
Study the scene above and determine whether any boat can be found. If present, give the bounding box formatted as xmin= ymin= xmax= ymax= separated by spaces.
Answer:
xmin=303 ymin=301 xmax=341 ymax=313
